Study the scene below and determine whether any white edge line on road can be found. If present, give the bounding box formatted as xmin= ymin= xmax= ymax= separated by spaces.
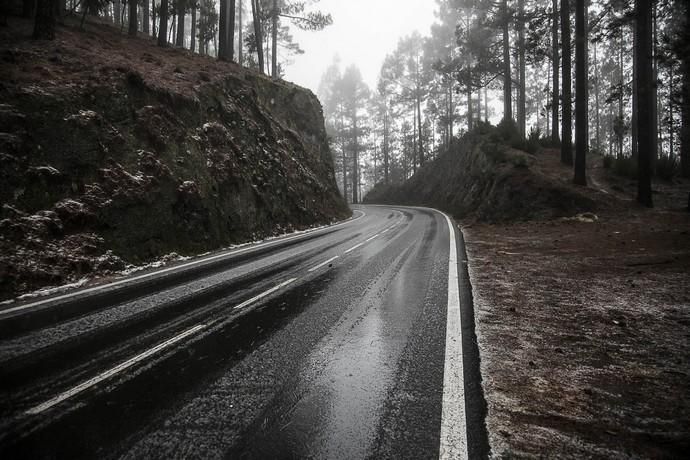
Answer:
xmin=25 ymin=323 xmax=208 ymax=415
xmin=307 ymin=256 xmax=339 ymax=273
xmin=365 ymin=233 xmax=380 ymax=242
xmin=1 ymin=211 xmax=365 ymax=317
xmin=343 ymin=242 xmax=365 ymax=254
xmin=439 ymin=212 xmax=469 ymax=460
xmin=233 ymin=278 xmax=297 ymax=310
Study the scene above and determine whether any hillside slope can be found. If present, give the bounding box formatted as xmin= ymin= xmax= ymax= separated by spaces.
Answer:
xmin=364 ymin=125 xmax=608 ymax=221
xmin=0 ymin=19 xmax=349 ymax=300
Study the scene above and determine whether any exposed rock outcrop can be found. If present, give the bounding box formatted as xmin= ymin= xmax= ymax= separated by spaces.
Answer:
xmin=0 ymin=20 xmax=348 ymax=299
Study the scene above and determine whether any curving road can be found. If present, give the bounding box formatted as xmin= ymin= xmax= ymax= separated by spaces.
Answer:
xmin=0 ymin=205 xmax=486 ymax=459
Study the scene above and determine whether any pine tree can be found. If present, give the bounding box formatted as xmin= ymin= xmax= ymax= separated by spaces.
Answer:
xmin=573 ymin=0 xmax=587 ymax=185
xmin=561 ymin=0 xmax=573 ymax=165
xmin=636 ymin=0 xmax=654 ymax=205
xmin=129 ymin=0 xmax=138 ymax=35
xmin=551 ymin=0 xmax=560 ymax=144
xmin=158 ymin=0 xmax=169 ymax=46
xmin=33 ymin=0 xmax=56 ymax=39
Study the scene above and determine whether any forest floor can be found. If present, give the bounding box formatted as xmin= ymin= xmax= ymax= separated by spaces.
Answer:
xmin=464 ymin=149 xmax=690 ymax=457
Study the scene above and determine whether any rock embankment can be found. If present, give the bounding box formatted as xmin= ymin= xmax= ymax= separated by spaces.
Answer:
xmin=0 ymin=19 xmax=348 ymax=300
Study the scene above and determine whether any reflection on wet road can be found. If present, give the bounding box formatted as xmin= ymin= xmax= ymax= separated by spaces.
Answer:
xmin=0 ymin=205 xmax=482 ymax=459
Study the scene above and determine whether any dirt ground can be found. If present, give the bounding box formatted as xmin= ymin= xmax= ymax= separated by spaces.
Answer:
xmin=464 ymin=152 xmax=690 ymax=457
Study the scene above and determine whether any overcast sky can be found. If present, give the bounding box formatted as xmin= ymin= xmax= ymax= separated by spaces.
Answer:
xmin=282 ymin=0 xmax=438 ymax=95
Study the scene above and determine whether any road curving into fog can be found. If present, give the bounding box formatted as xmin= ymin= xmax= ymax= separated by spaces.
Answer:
xmin=0 ymin=205 xmax=487 ymax=459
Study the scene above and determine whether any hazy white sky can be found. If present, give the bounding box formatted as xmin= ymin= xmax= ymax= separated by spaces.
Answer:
xmin=283 ymin=0 xmax=438 ymax=95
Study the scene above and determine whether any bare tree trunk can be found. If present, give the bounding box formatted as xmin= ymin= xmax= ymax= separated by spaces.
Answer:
xmin=114 ymin=0 xmax=121 ymax=26
xmin=152 ymin=0 xmax=157 ymax=37
xmin=129 ymin=0 xmax=138 ymax=35
xmin=238 ymin=0 xmax=243 ymax=63
xmin=518 ymin=0 xmax=526 ymax=138
xmin=618 ymin=30 xmax=624 ymax=159
xmin=352 ymin=112 xmax=359 ymax=204
xmin=271 ymin=0 xmax=278 ymax=76
xmin=190 ymin=5 xmax=196 ymax=52
xmin=574 ymin=0 xmax=587 ymax=185
xmin=484 ymin=86 xmax=488 ymax=122
xmin=24 ymin=0 xmax=36 ymax=18
xmin=33 ymin=0 xmax=55 ymax=39
xmin=594 ymin=42 xmax=601 ymax=152
xmin=632 ymin=21 xmax=639 ymax=159
xmin=228 ymin=0 xmax=235 ymax=60
xmin=502 ymin=0 xmax=512 ymax=122
xmin=551 ymin=0 xmax=560 ymax=144
xmin=383 ymin=106 xmax=389 ymax=184
xmin=449 ymin=79 xmax=454 ymax=139
xmin=219 ymin=0 xmax=227 ymax=59
xmin=636 ymin=0 xmax=653 ymax=206
xmin=142 ymin=0 xmax=149 ymax=34
xmin=682 ymin=4 xmax=690 ymax=177
xmin=175 ymin=0 xmax=185 ymax=47
xmin=561 ymin=0 xmax=573 ymax=165
xmin=158 ymin=0 xmax=168 ymax=46
xmin=251 ymin=0 xmax=264 ymax=73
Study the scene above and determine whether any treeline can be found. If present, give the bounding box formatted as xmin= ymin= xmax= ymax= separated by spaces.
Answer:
xmin=24 ymin=0 xmax=331 ymax=78
xmin=319 ymin=0 xmax=689 ymax=207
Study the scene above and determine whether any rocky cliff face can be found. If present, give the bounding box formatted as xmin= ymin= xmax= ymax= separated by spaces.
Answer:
xmin=364 ymin=124 xmax=600 ymax=222
xmin=0 ymin=20 xmax=349 ymax=300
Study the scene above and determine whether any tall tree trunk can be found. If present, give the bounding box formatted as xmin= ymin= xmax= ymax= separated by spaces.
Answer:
xmin=352 ymin=112 xmax=359 ymax=204
xmin=169 ymin=13 xmax=175 ymax=43
xmin=114 ymin=0 xmax=121 ymax=26
xmin=142 ymin=0 xmax=149 ymax=34
xmin=238 ymin=0 xmax=243 ymax=63
xmin=574 ymin=0 xmax=587 ymax=185
xmin=412 ymin=109 xmax=417 ymax=174
xmin=449 ymin=79 xmax=454 ymax=140
xmin=219 ymin=0 xmax=227 ymax=59
xmin=561 ymin=0 xmax=573 ymax=165
xmin=632 ymin=22 xmax=639 ymax=159
xmin=158 ymin=0 xmax=168 ymax=46
xmin=467 ymin=85 xmax=473 ymax=132
xmin=229 ymin=0 xmax=235 ymax=60
xmin=152 ymin=0 xmax=157 ymax=37
xmin=190 ymin=5 xmax=196 ymax=52
xmin=484 ymin=86 xmax=488 ymax=122
xmin=271 ymin=0 xmax=278 ymax=76
xmin=251 ymin=0 xmax=264 ymax=73
xmin=175 ymin=0 xmax=185 ymax=47
xmin=594 ymin=42 xmax=601 ymax=152
xmin=546 ymin=72 xmax=551 ymax=136
xmin=502 ymin=0 xmax=512 ymax=122
xmin=24 ymin=0 xmax=36 ymax=18
xmin=618 ymin=30 xmax=624 ymax=159
xmin=551 ymin=0 xmax=560 ymax=144
xmin=33 ymin=0 xmax=55 ymax=39
xmin=129 ymin=0 xmax=138 ymax=35
xmin=417 ymin=89 xmax=424 ymax=166
xmin=679 ymin=4 xmax=690 ymax=177
xmin=668 ymin=66 xmax=673 ymax=158
xmin=636 ymin=0 xmax=653 ymax=206
xmin=384 ymin=106 xmax=390 ymax=184
xmin=652 ymin=2 xmax=658 ymax=161
xmin=518 ymin=0 xmax=526 ymax=138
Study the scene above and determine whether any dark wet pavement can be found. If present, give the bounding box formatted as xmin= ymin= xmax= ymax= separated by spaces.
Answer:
xmin=0 ymin=205 xmax=461 ymax=459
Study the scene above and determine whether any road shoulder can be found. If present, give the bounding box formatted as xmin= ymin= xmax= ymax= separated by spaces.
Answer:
xmin=464 ymin=210 xmax=690 ymax=457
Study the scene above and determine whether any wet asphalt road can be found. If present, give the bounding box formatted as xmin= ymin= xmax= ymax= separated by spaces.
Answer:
xmin=0 ymin=205 xmax=486 ymax=459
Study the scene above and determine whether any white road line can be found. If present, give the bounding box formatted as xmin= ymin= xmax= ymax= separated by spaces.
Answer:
xmin=307 ymin=256 xmax=339 ymax=273
xmin=233 ymin=278 xmax=297 ymax=310
xmin=439 ymin=212 xmax=468 ymax=460
xmin=25 ymin=323 xmax=207 ymax=415
xmin=1 ymin=211 xmax=366 ymax=318
xmin=365 ymin=233 xmax=380 ymax=242
xmin=343 ymin=242 xmax=365 ymax=254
